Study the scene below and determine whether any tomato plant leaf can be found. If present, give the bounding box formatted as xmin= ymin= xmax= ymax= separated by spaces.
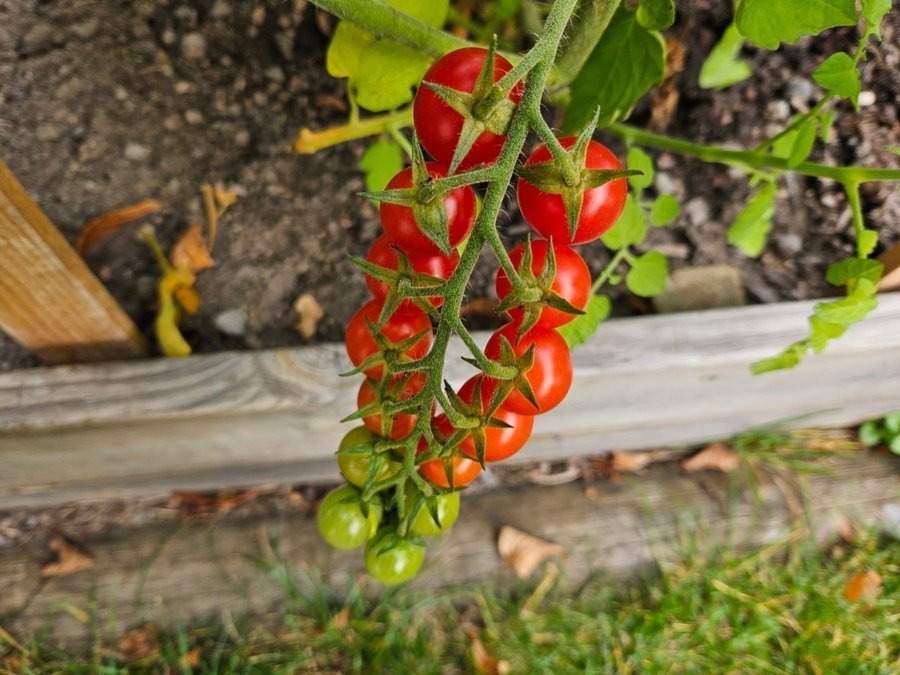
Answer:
xmin=813 ymin=52 xmax=861 ymax=107
xmin=626 ymin=250 xmax=668 ymax=297
xmin=858 ymin=229 xmax=879 ymax=257
xmin=602 ymin=194 xmax=646 ymax=250
xmin=564 ymin=6 xmax=666 ymax=131
xmin=734 ymin=0 xmax=856 ymax=49
xmin=636 ymin=0 xmax=675 ymax=31
xmin=558 ymin=295 xmax=611 ymax=348
xmin=751 ymin=340 xmax=807 ymax=374
xmin=727 ymin=181 xmax=776 ymax=257
xmin=627 ymin=146 xmax=655 ymax=191
xmin=355 ymin=41 xmax=432 ymax=111
xmin=650 ymin=194 xmax=679 ymax=226
xmin=825 ymin=258 xmax=883 ymax=289
xmin=359 ymin=139 xmax=405 ymax=193
xmin=787 ymin=119 xmax=818 ymax=168
xmin=858 ymin=420 xmax=882 ymax=446
xmin=813 ymin=286 xmax=878 ymax=326
xmin=861 ymin=0 xmax=892 ymax=39
xmin=699 ymin=23 xmax=752 ymax=90
xmin=326 ymin=22 xmax=376 ymax=79
xmin=808 ymin=316 xmax=847 ymax=352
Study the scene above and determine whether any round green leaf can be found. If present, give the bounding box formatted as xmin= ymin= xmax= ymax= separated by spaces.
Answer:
xmin=626 ymin=251 xmax=668 ymax=297
xmin=650 ymin=194 xmax=679 ymax=226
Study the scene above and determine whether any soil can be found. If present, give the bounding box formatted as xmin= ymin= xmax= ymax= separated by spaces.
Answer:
xmin=1 ymin=0 xmax=899 ymax=371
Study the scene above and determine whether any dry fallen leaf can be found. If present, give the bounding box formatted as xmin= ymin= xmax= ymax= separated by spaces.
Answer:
xmin=167 ymin=488 xmax=259 ymax=515
xmin=497 ymin=525 xmax=566 ymax=579
xmin=294 ymin=293 xmax=325 ymax=340
xmin=180 ymin=647 xmax=202 ymax=669
xmin=682 ymin=443 xmax=740 ymax=473
xmin=844 ymin=570 xmax=882 ymax=602
xmin=613 ymin=448 xmax=684 ymax=472
xmin=118 ymin=624 xmax=161 ymax=662
xmin=171 ymin=223 xmax=215 ymax=272
xmin=649 ymin=36 xmax=686 ymax=130
xmin=41 ymin=536 xmax=95 ymax=578
xmin=76 ymin=199 xmax=163 ymax=256
xmin=471 ymin=635 xmax=509 ymax=675
xmin=330 ymin=607 xmax=351 ymax=630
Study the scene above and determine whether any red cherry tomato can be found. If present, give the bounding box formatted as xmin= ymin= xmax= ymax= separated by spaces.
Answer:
xmin=484 ymin=322 xmax=573 ymax=416
xmin=345 ymin=300 xmax=432 ymax=380
xmin=455 ymin=376 xmax=534 ymax=462
xmin=517 ymin=138 xmax=627 ymax=245
xmin=414 ymin=47 xmax=524 ymax=171
xmin=357 ymin=373 xmax=426 ymax=440
xmin=495 ymin=240 xmax=592 ymax=328
xmin=364 ymin=234 xmax=460 ymax=308
xmin=380 ymin=162 xmax=476 ymax=257
xmin=417 ymin=432 xmax=482 ymax=488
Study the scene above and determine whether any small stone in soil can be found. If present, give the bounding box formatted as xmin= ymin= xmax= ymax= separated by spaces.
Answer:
xmin=181 ymin=33 xmax=207 ymax=62
xmin=653 ymin=265 xmax=746 ymax=314
xmin=124 ymin=142 xmax=151 ymax=161
xmin=214 ymin=309 xmax=247 ymax=337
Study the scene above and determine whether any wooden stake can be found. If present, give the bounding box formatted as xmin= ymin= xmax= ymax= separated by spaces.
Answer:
xmin=0 ymin=159 xmax=145 ymax=363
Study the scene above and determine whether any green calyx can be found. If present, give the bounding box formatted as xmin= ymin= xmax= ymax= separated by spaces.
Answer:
xmin=350 ymin=247 xmax=445 ymax=321
xmin=341 ymin=320 xmax=430 ymax=379
xmin=423 ymin=40 xmax=520 ymax=174
xmin=517 ymin=112 xmax=640 ymax=238
xmin=495 ymin=238 xmax=585 ymax=338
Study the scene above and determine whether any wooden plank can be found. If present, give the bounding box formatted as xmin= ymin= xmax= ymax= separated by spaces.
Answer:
xmin=1 ymin=296 xmax=899 ymax=508
xmin=1 ymin=455 xmax=896 ymax=649
xmin=0 ymin=159 xmax=145 ymax=363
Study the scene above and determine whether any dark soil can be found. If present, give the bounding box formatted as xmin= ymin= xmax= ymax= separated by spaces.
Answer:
xmin=1 ymin=0 xmax=898 ymax=371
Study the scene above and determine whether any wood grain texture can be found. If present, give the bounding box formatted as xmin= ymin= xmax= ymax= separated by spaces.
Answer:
xmin=0 ymin=159 xmax=145 ymax=363
xmin=1 ymin=455 xmax=896 ymax=649
xmin=1 ymin=295 xmax=899 ymax=508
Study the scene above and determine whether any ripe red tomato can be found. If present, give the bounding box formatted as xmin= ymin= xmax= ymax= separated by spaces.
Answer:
xmin=484 ymin=322 xmax=573 ymax=415
xmin=345 ymin=300 xmax=432 ymax=379
xmin=454 ymin=376 xmax=534 ymax=462
xmin=380 ymin=162 xmax=476 ymax=257
xmin=417 ymin=432 xmax=482 ymax=488
xmin=517 ymin=138 xmax=627 ymax=245
xmin=414 ymin=47 xmax=524 ymax=170
xmin=495 ymin=240 xmax=591 ymax=328
xmin=365 ymin=234 xmax=460 ymax=308
xmin=357 ymin=373 xmax=426 ymax=440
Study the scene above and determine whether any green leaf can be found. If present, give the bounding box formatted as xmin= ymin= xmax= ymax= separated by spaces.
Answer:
xmin=813 ymin=288 xmax=878 ymax=326
xmin=727 ymin=181 xmax=776 ymax=257
xmin=650 ymin=194 xmax=680 ymax=226
xmin=627 ymin=147 xmax=655 ymax=191
xmin=626 ymin=251 xmax=668 ymax=297
xmin=636 ymin=0 xmax=675 ymax=31
xmin=751 ymin=340 xmax=808 ymax=374
xmin=771 ymin=128 xmax=800 ymax=159
xmin=699 ymin=23 xmax=752 ymax=90
xmin=601 ymin=194 xmax=646 ymax=250
xmin=787 ymin=119 xmax=818 ymax=168
xmin=825 ymin=258 xmax=883 ymax=288
xmin=889 ymin=435 xmax=900 ymax=454
xmin=564 ymin=6 xmax=666 ymax=131
xmin=812 ymin=52 xmax=861 ymax=107
xmin=861 ymin=0 xmax=891 ymax=39
xmin=355 ymin=41 xmax=431 ymax=111
xmin=858 ymin=229 xmax=878 ymax=257
xmin=818 ymin=109 xmax=836 ymax=141
xmin=388 ymin=0 xmax=449 ymax=26
xmin=558 ymin=295 xmax=612 ymax=348
xmin=884 ymin=413 xmax=900 ymax=434
xmin=326 ymin=22 xmax=377 ymax=79
xmin=359 ymin=140 xmax=404 ymax=193
xmin=808 ymin=316 xmax=846 ymax=352
xmin=734 ymin=0 xmax=856 ymax=49
xmin=858 ymin=420 xmax=882 ymax=446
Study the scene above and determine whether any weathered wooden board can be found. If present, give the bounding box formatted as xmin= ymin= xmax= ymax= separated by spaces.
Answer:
xmin=0 ymin=159 xmax=145 ymax=363
xmin=1 ymin=295 xmax=900 ymax=508
xmin=1 ymin=455 xmax=897 ymax=650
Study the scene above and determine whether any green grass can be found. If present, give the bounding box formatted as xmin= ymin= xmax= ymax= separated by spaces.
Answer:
xmin=3 ymin=530 xmax=897 ymax=674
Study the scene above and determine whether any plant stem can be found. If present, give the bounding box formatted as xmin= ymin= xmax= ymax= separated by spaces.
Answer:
xmin=609 ymin=123 xmax=900 ymax=184
xmin=294 ymin=108 xmax=414 ymax=154
xmin=591 ymin=248 xmax=628 ymax=293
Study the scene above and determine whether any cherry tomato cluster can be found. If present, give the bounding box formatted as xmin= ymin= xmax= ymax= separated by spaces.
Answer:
xmin=318 ymin=46 xmax=627 ymax=584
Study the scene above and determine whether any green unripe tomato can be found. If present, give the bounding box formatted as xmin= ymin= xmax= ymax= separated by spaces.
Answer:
xmin=365 ymin=535 xmax=426 ymax=585
xmin=337 ymin=426 xmax=401 ymax=487
xmin=317 ymin=484 xmax=382 ymax=549
xmin=409 ymin=489 xmax=460 ymax=537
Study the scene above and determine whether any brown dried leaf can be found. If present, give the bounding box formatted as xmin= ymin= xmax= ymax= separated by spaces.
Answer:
xmin=174 ymin=285 xmax=202 ymax=315
xmin=497 ymin=525 xmax=566 ymax=579
xmin=682 ymin=443 xmax=740 ymax=473
xmin=844 ymin=570 xmax=882 ymax=602
xmin=294 ymin=293 xmax=325 ymax=340
xmin=471 ymin=634 xmax=509 ymax=675
xmin=41 ymin=536 xmax=95 ymax=578
xmin=118 ymin=624 xmax=161 ymax=662
xmin=460 ymin=298 xmax=498 ymax=317
xmin=180 ymin=647 xmax=202 ymax=669
xmin=613 ymin=448 xmax=684 ymax=472
xmin=167 ymin=488 xmax=259 ymax=515
xmin=171 ymin=223 xmax=215 ymax=272
xmin=330 ymin=607 xmax=351 ymax=630
xmin=77 ymin=199 xmax=163 ymax=256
